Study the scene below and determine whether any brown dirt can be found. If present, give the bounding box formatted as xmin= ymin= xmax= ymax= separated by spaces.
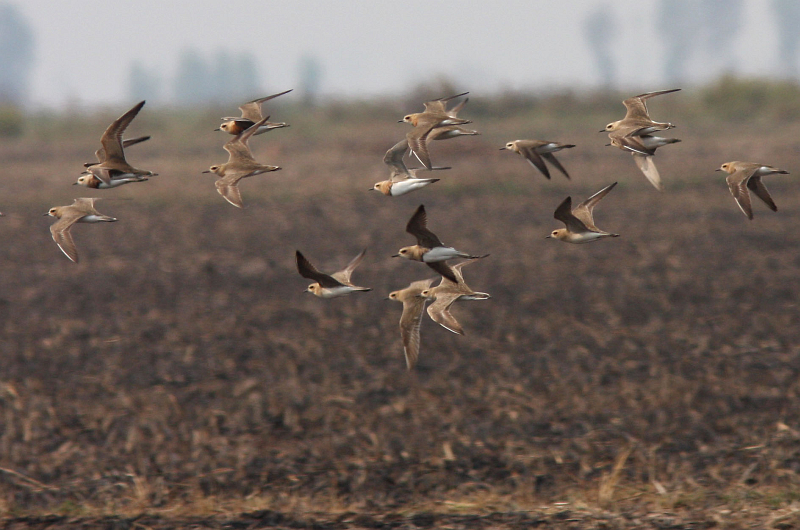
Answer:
xmin=1 ymin=96 xmax=799 ymax=528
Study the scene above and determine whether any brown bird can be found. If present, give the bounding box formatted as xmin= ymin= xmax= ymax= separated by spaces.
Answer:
xmin=216 ymin=89 xmax=293 ymax=135
xmin=394 ymin=204 xmax=487 ymax=283
xmin=547 ymin=182 xmax=620 ymax=243
xmin=716 ymin=161 xmax=788 ymax=219
xmin=45 ymin=198 xmax=117 ymax=263
xmin=602 ymin=88 xmax=681 ymax=135
xmin=296 ymin=249 xmax=371 ymax=298
xmin=203 ymin=116 xmax=281 ymax=208
xmin=607 ymin=134 xmax=681 ymax=191
xmin=370 ymin=138 xmax=448 ymax=196
xmin=425 ymin=95 xmax=479 ymax=141
xmin=604 ymin=90 xmax=681 ymax=191
xmin=76 ymin=136 xmax=152 ymax=188
xmin=500 ymin=139 xmax=575 ymax=179
xmin=84 ymin=101 xmax=157 ymax=186
xmin=388 ymin=278 xmax=436 ymax=369
xmin=84 ymin=135 xmax=150 ymax=169
xmin=421 ymin=257 xmax=490 ymax=336
xmin=400 ymin=92 xmax=473 ymax=169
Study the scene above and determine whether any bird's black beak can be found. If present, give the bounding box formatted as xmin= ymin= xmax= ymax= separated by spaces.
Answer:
xmin=391 ymin=254 xmax=400 ymax=258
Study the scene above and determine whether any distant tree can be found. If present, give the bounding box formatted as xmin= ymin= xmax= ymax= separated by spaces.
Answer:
xmin=174 ymin=49 xmax=259 ymax=105
xmin=298 ymin=55 xmax=323 ymax=106
xmin=173 ymin=49 xmax=210 ymax=104
xmin=772 ymin=0 xmax=800 ymax=77
xmin=406 ymin=77 xmax=460 ymax=111
xmin=0 ymin=3 xmax=34 ymax=105
xmin=699 ymin=0 xmax=742 ymax=73
xmin=128 ymin=61 xmax=161 ymax=103
xmin=657 ymin=0 xmax=702 ymax=83
xmin=208 ymin=49 xmax=231 ymax=102
xmin=583 ymin=6 xmax=617 ymax=88
xmin=232 ymin=53 xmax=259 ymax=100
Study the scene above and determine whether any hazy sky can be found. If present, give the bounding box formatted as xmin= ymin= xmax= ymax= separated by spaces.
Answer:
xmin=15 ymin=0 xmax=785 ymax=109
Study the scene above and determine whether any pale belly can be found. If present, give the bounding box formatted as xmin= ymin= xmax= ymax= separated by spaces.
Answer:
xmin=422 ymin=246 xmax=464 ymax=262
xmin=78 ymin=215 xmax=108 ymax=223
xmin=99 ymin=178 xmax=137 ymax=188
xmin=317 ymin=286 xmax=355 ymax=298
xmin=390 ymin=179 xmax=435 ymax=196
xmin=566 ymin=231 xmax=608 ymax=244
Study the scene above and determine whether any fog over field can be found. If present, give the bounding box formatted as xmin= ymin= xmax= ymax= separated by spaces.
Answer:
xmin=4 ymin=0 xmax=797 ymax=109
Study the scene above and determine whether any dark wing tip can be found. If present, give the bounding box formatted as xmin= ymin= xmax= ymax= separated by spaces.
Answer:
xmin=295 ymin=250 xmax=312 ymax=275
xmin=553 ymin=196 xmax=573 ymax=221
xmin=428 ymin=261 xmax=458 ymax=283
xmin=406 ymin=204 xmax=426 ymax=231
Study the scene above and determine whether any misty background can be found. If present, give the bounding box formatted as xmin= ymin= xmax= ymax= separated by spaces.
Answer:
xmin=1 ymin=0 xmax=800 ymax=110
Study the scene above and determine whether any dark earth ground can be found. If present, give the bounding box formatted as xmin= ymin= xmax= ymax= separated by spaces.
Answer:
xmin=1 ymin=94 xmax=800 ymax=528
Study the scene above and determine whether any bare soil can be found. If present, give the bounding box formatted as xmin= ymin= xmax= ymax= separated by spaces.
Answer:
xmin=1 ymin=97 xmax=799 ymax=528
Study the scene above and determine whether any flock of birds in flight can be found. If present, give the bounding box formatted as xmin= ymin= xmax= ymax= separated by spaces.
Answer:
xmin=32 ymin=87 xmax=792 ymax=369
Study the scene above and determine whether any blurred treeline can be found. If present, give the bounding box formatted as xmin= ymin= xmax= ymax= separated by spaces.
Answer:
xmin=5 ymin=76 xmax=800 ymax=143
xmin=3 ymin=0 xmax=800 ymax=137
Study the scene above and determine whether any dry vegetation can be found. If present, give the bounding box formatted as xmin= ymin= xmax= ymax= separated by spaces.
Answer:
xmin=1 ymin=84 xmax=800 ymax=528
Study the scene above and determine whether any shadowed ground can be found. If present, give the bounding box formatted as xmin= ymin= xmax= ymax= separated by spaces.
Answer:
xmin=1 ymin=91 xmax=799 ymax=528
